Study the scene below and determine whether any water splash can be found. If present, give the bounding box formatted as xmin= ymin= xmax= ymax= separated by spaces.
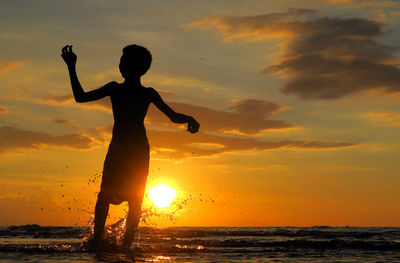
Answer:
xmin=79 ymin=194 xmax=193 ymax=252
xmin=140 ymin=196 xmax=190 ymax=226
xmin=81 ymin=216 xmax=127 ymax=251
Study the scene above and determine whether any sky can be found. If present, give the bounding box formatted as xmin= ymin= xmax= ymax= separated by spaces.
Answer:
xmin=1 ymin=0 xmax=400 ymax=227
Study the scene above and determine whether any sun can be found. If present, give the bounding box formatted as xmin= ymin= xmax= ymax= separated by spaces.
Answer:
xmin=148 ymin=184 xmax=177 ymax=208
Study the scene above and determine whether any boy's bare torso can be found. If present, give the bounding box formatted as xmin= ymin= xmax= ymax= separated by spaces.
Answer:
xmin=109 ymin=82 xmax=152 ymax=141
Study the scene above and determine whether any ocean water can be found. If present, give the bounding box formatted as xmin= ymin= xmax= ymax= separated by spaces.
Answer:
xmin=0 ymin=225 xmax=399 ymax=262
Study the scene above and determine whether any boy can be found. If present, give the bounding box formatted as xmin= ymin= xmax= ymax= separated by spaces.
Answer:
xmin=61 ymin=44 xmax=199 ymax=250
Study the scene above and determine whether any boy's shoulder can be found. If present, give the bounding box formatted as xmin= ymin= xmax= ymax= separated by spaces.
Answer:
xmin=102 ymin=81 xmax=119 ymax=90
xmin=145 ymin=87 xmax=160 ymax=99
xmin=101 ymin=81 xmax=119 ymax=96
xmin=137 ymin=86 xmax=156 ymax=94
xmin=145 ymin=86 xmax=156 ymax=92
xmin=105 ymin=81 xmax=119 ymax=86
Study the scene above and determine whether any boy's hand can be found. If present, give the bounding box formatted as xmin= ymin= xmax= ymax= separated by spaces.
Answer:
xmin=187 ymin=117 xmax=200 ymax=134
xmin=61 ymin=45 xmax=77 ymax=68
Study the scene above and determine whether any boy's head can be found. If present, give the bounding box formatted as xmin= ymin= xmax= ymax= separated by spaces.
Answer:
xmin=119 ymin=44 xmax=152 ymax=79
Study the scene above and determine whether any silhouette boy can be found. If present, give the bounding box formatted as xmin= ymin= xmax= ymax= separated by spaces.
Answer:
xmin=61 ymin=44 xmax=199 ymax=250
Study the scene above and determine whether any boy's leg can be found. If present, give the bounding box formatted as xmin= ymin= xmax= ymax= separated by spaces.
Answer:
xmin=122 ymin=198 xmax=142 ymax=248
xmin=93 ymin=192 xmax=110 ymax=243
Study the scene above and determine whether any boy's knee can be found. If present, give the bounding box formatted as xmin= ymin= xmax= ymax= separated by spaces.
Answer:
xmin=97 ymin=191 xmax=113 ymax=204
xmin=128 ymin=197 xmax=142 ymax=212
xmin=97 ymin=191 xmax=108 ymax=201
xmin=98 ymin=191 xmax=124 ymax=205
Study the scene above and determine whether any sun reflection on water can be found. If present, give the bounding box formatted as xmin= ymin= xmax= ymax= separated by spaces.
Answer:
xmin=145 ymin=255 xmax=172 ymax=262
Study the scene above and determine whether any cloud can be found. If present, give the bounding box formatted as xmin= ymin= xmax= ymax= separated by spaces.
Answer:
xmin=42 ymin=94 xmax=73 ymax=104
xmin=84 ymin=98 xmax=112 ymax=111
xmin=43 ymin=118 xmax=78 ymax=129
xmin=1 ymin=88 xmax=32 ymax=99
xmin=327 ymin=0 xmax=352 ymax=2
xmin=246 ymin=165 xmax=282 ymax=171
xmin=0 ymin=61 xmax=26 ymax=75
xmin=0 ymin=107 xmax=9 ymax=114
xmin=42 ymin=116 xmax=113 ymax=142
xmin=58 ymin=97 xmax=293 ymax=135
xmin=188 ymin=8 xmax=315 ymax=41
xmin=147 ymin=100 xmax=293 ymax=135
xmin=147 ymin=130 xmax=357 ymax=159
xmin=157 ymin=89 xmax=175 ymax=95
xmin=42 ymin=94 xmax=112 ymax=111
xmin=189 ymin=9 xmax=400 ymax=99
xmin=43 ymin=117 xmax=112 ymax=143
xmin=149 ymin=75 xmax=215 ymax=91
xmin=229 ymin=99 xmax=286 ymax=117
xmin=82 ymin=123 xmax=356 ymax=160
xmin=85 ymin=125 xmax=113 ymax=143
xmin=363 ymin=110 xmax=400 ymax=126
xmin=327 ymin=0 xmax=399 ymax=7
xmin=47 ymin=118 xmax=74 ymax=125
xmin=0 ymin=126 xmax=93 ymax=154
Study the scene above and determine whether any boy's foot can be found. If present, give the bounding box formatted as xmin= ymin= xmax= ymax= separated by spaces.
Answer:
xmin=120 ymin=238 xmax=132 ymax=251
xmin=120 ymin=243 xmax=132 ymax=253
xmin=121 ymin=229 xmax=135 ymax=250
xmin=86 ymin=236 xmax=104 ymax=253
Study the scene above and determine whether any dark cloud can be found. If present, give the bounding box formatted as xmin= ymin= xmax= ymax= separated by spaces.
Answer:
xmin=83 ymin=123 xmax=356 ymax=160
xmin=44 ymin=117 xmax=83 ymax=131
xmin=0 ymin=126 xmax=93 ymax=154
xmin=44 ymin=116 xmax=112 ymax=143
xmin=147 ymin=100 xmax=292 ymax=135
xmin=47 ymin=118 xmax=74 ymax=125
xmin=189 ymin=9 xmax=400 ymax=99
xmin=147 ymin=130 xmax=357 ymax=159
xmin=229 ymin=99 xmax=285 ymax=117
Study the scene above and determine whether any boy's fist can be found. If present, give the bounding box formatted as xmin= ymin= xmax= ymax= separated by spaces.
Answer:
xmin=188 ymin=117 xmax=200 ymax=134
xmin=61 ymin=45 xmax=77 ymax=68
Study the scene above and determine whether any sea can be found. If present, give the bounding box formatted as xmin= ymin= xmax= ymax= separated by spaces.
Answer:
xmin=0 ymin=225 xmax=399 ymax=262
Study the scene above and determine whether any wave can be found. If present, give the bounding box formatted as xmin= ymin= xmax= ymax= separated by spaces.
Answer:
xmin=0 ymin=239 xmax=399 ymax=253
xmin=1 ymin=225 xmax=399 ymax=239
xmin=0 ymin=225 xmax=88 ymax=238
xmin=1 ymin=225 xmax=400 ymax=254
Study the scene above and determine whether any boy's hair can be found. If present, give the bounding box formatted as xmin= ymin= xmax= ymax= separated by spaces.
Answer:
xmin=120 ymin=44 xmax=152 ymax=77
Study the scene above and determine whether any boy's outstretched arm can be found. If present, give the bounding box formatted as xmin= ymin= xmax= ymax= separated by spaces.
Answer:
xmin=150 ymin=88 xmax=200 ymax=133
xmin=61 ymin=45 xmax=115 ymax=103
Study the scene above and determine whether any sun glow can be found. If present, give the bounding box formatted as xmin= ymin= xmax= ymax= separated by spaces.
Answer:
xmin=149 ymin=184 xmax=177 ymax=208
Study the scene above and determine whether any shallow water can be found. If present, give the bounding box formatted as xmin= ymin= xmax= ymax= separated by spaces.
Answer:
xmin=0 ymin=225 xmax=400 ymax=262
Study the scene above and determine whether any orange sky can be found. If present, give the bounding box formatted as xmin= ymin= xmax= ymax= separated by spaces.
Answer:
xmin=0 ymin=0 xmax=400 ymax=227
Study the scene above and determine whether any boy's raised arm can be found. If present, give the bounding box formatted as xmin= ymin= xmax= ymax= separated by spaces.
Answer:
xmin=150 ymin=88 xmax=200 ymax=133
xmin=61 ymin=45 xmax=115 ymax=103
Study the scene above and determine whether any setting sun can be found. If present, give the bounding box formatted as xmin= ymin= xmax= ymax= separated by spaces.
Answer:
xmin=149 ymin=185 xmax=177 ymax=208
